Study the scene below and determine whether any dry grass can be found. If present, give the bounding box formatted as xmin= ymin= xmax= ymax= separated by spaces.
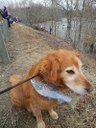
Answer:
xmin=0 ymin=23 xmax=96 ymax=128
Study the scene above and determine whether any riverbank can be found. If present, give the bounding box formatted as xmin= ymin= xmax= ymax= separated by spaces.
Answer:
xmin=0 ymin=23 xmax=96 ymax=128
xmin=36 ymin=18 xmax=96 ymax=59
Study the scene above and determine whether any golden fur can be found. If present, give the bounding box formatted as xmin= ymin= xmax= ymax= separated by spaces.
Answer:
xmin=9 ymin=49 xmax=93 ymax=128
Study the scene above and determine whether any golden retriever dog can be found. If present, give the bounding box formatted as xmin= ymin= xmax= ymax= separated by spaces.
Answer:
xmin=9 ymin=49 xmax=93 ymax=128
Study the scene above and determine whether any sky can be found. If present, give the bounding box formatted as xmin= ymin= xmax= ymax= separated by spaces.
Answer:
xmin=0 ymin=0 xmax=40 ymax=3
xmin=0 ymin=0 xmax=43 ymax=7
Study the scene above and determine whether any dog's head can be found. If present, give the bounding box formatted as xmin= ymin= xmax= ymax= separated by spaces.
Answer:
xmin=39 ymin=49 xmax=93 ymax=95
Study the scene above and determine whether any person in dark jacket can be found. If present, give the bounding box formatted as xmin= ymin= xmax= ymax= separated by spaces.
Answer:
xmin=3 ymin=6 xmax=11 ymax=27
xmin=49 ymin=26 xmax=52 ymax=34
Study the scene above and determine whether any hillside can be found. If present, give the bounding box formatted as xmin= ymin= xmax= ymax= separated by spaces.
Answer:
xmin=0 ymin=23 xmax=96 ymax=128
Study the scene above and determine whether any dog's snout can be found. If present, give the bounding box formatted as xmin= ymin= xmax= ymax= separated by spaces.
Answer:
xmin=85 ymin=85 xmax=93 ymax=93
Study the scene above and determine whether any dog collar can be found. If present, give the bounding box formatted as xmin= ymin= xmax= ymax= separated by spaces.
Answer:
xmin=30 ymin=79 xmax=72 ymax=104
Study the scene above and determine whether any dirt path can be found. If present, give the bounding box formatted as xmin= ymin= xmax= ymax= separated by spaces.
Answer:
xmin=0 ymin=23 xmax=96 ymax=128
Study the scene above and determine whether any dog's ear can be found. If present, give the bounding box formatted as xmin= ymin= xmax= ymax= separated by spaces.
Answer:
xmin=50 ymin=59 xmax=60 ymax=82
xmin=39 ymin=59 xmax=51 ymax=78
xmin=40 ymin=58 xmax=60 ymax=82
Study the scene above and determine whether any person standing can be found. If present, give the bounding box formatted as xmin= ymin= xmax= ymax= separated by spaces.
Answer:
xmin=49 ymin=26 xmax=52 ymax=34
xmin=3 ymin=6 xmax=11 ymax=27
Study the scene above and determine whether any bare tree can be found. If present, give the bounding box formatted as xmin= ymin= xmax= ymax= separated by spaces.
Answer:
xmin=7 ymin=0 xmax=96 ymax=57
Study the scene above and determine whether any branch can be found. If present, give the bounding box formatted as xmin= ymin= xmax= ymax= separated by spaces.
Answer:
xmin=56 ymin=2 xmax=67 ymax=12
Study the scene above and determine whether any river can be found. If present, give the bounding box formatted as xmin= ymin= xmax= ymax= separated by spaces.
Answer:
xmin=37 ymin=18 xmax=96 ymax=54
xmin=38 ymin=18 xmax=68 ymax=38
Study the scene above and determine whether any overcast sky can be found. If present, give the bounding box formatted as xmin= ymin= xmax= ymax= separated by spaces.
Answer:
xmin=10 ymin=0 xmax=42 ymax=4
xmin=0 ymin=0 xmax=43 ymax=7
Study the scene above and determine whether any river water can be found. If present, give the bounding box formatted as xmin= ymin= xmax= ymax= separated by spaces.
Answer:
xmin=38 ymin=18 xmax=68 ymax=38
xmin=38 ymin=18 xmax=81 ymax=47
xmin=37 ymin=18 xmax=96 ymax=54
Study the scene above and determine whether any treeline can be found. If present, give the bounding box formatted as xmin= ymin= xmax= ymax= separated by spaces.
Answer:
xmin=9 ymin=3 xmax=64 ymax=26
xmin=8 ymin=0 xmax=96 ymax=59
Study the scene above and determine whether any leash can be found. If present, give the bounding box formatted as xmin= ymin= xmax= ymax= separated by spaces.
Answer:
xmin=0 ymin=73 xmax=40 ymax=95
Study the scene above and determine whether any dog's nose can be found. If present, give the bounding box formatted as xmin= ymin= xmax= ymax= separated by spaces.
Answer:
xmin=85 ymin=85 xmax=93 ymax=93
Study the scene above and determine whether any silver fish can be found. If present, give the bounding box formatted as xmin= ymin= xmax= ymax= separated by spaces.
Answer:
xmin=31 ymin=79 xmax=72 ymax=104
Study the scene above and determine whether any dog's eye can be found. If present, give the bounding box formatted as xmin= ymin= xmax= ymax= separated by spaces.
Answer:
xmin=66 ymin=70 xmax=75 ymax=74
